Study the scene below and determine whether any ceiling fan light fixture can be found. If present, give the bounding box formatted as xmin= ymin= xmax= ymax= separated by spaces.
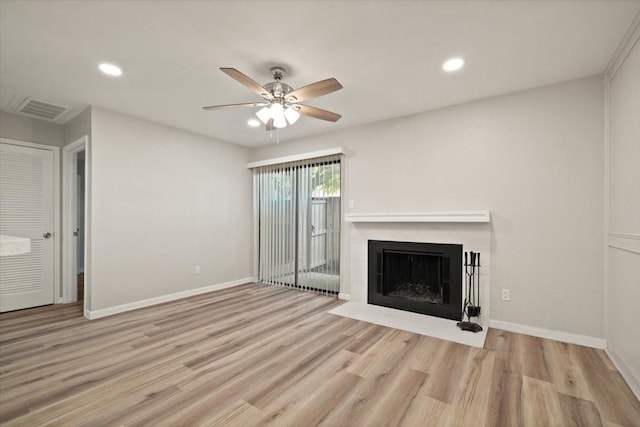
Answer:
xmin=273 ymin=115 xmax=287 ymax=129
xmin=284 ymin=107 xmax=300 ymax=125
xmin=270 ymin=104 xmax=287 ymax=128
xmin=256 ymin=107 xmax=271 ymax=124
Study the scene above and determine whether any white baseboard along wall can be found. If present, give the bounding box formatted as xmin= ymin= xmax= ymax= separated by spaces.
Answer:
xmin=84 ymin=277 xmax=253 ymax=320
xmin=488 ymin=319 xmax=606 ymax=349
xmin=606 ymin=345 xmax=640 ymax=401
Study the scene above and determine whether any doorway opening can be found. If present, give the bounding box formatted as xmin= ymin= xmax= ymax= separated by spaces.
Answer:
xmin=75 ymin=150 xmax=86 ymax=303
xmin=62 ymin=136 xmax=88 ymax=315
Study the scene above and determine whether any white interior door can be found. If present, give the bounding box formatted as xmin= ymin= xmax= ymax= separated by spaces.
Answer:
xmin=0 ymin=142 xmax=55 ymax=312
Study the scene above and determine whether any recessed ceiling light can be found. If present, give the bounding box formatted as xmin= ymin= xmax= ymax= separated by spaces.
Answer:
xmin=442 ymin=57 xmax=465 ymax=72
xmin=98 ymin=63 xmax=122 ymax=77
xmin=247 ymin=119 xmax=261 ymax=128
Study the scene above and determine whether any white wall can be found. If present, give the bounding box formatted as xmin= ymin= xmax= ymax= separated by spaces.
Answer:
xmin=251 ymin=76 xmax=605 ymax=339
xmin=89 ymin=107 xmax=252 ymax=311
xmin=0 ymin=111 xmax=64 ymax=146
xmin=64 ymin=107 xmax=91 ymax=146
xmin=605 ymin=29 xmax=640 ymax=397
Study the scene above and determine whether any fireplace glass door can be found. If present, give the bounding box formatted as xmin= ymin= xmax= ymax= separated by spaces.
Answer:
xmin=382 ymin=250 xmax=448 ymax=305
xmin=368 ymin=240 xmax=462 ymax=320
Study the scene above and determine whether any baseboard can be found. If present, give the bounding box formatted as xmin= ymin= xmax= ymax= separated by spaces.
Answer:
xmin=338 ymin=292 xmax=351 ymax=301
xmin=606 ymin=344 xmax=640 ymax=400
xmin=489 ymin=319 xmax=606 ymax=349
xmin=85 ymin=277 xmax=253 ymax=320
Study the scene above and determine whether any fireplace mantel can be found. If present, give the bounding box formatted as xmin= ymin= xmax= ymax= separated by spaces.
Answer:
xmin=345 ymin=211 xmax=491 ymax=223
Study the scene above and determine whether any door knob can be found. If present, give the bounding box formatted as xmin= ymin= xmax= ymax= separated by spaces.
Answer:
xmin=43 ymin=232 xmax=52 ymax=239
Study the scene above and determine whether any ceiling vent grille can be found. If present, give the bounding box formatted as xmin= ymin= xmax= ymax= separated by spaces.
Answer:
xmin=16 ymin=98 xmax=71 ymax=122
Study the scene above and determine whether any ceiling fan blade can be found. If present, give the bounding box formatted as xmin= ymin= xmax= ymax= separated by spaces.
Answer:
xmin=202 ymin=102 xmax=268 ymax=111
xmin=296 ymin=104 xmax=342 ymax=122
xmin=220 ymin=68 xmax=272 ymax=100
xmin=286 ymin=78 xmax=342 ymax=103
xmin=265 ymin=118 xmax=275 ymax=131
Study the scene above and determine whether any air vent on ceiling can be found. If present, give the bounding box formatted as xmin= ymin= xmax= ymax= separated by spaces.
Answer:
xmin=16 ymin=97 xmax=71 ymax=122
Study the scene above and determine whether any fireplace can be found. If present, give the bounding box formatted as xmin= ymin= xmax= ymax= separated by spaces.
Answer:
xmin=368 ymin=240 xmax=463 ymax=321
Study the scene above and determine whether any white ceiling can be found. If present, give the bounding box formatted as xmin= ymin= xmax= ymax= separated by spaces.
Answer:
xmin=1 ymin=1 xmax=638 ymax=147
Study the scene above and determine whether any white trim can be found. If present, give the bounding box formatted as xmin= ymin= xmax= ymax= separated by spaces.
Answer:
xmin=338 ymin=292 xmax=351 ymax=301
xmin=84 ymin=139 xmax=92 ymax=315
xmin=345 ymin=211 xmax=491 ymax=223
xmin=247 ymin=147 xmax=345 ymax=169
xmin=605 ymin=345 xmax=640 ymax=400
xmin=608 ymin=244 xmax=640 ymax=256
xmin=62 ymin=136 xmax=88 ymax=304
xmin=603 ymin=74 xmax=611 ymax=350
xmin=85 ymin=277 xmax=253 ymax=319
xmin=605 ymin=11 xmax=640 ymax=79
xmin=603 ymin=16 xmax=640 ymax=385
xmin=489 ymin=319 xmax=606 ymax=349
xmin=0 ymin=137 xmax=57 ymax=151
xmin=0 ymin=138 xmax=61 ymax=304
xmin=609 ymin=232 xmax=640 ymax=240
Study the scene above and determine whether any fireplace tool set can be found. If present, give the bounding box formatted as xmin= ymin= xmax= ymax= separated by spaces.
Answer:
xmin=457 ymin=251 xmax=483 ymax=333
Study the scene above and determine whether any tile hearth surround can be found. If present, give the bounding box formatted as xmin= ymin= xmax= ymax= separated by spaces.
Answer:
xmin=330 ymin=215 xmax=491 ymax=348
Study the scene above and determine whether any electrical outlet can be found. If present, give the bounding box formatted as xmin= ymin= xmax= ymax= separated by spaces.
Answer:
xmin=501 ymin=289 xmax=510 ymax=301
xmin=195 ymin=265 xmax=200 ymax=274
xmin=348 ymin=199 xmax=355 ymax=209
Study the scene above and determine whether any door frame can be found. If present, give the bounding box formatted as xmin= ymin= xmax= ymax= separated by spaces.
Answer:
xmin=62 ymin=136 xmax=89 ymax=309
xmin=0 ymin=137 xmax=61 ymax=303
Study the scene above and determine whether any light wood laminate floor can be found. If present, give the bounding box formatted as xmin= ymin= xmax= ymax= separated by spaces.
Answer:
xmin=1 ymin=283 xmax=639 ymax=426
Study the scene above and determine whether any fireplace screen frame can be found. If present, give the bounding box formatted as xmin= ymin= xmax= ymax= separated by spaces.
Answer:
xmin=368 ymin=240 xmax=463 ymax=321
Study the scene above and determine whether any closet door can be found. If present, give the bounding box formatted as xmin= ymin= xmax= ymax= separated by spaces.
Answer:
xmin=0 ymin=142 xmax=55 ymax=312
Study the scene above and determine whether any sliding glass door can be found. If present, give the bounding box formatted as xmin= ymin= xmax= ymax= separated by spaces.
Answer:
xmin=256 ymin=155 xmax=341 ymax=295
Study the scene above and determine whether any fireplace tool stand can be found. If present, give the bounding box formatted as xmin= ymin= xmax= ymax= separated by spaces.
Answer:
xmin=457 ymin=251 xmax=483 ymax=333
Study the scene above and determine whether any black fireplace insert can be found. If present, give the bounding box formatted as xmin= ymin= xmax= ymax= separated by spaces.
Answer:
xmin=368 ymin=240 xmax=463 ymax=321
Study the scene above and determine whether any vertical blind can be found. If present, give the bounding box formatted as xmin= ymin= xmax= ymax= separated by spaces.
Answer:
xmin=254 ymin=154 xmax=341 ymax=296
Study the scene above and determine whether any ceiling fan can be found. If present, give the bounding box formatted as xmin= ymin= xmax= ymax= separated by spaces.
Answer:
xmin=202 ymin=66 xmax=343 ymax=131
